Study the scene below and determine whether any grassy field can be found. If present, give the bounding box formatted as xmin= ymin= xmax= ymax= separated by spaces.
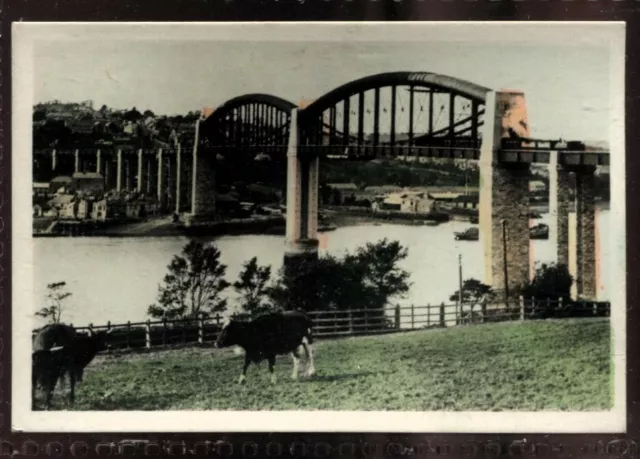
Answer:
xmin=46 ymin=318 xmax=611 ymax=411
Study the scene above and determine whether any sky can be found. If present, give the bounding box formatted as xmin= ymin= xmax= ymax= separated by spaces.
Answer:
xmin=34 ymin=37 xmax=611 ymax=142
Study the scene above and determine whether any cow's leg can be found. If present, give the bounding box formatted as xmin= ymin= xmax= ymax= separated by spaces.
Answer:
xmin=44 ymin=379 xmax=55 ymax=411
xmin=31 ymin=372 xmax=38 ymax=411
xmin=69 ymin=374 xmax=76 ymax=406
xmin=302 ymin=338 xmax=316 ymax=377
xmin=238 ymin=354 xmax=251 ymax=384
xmin=267 ymin=354 xmax=277 ymax=384
xmin=290 ymin=347 xmax=302 ymax=380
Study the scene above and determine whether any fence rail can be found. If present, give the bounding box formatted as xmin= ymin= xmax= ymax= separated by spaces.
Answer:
xmin=33 ymin=297 xmax=610 ymax=353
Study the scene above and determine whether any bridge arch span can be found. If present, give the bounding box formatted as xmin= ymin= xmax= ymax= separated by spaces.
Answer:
xmin=200 ymin=93 xmax=296 ymax=154
xmin=298 ymin=72 xmax=491 ymax=159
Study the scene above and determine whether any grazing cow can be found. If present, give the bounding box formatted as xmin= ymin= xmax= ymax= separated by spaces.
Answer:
xmin=215 ymin=311 xmax=316 ymax=384
xmin=32 ymin=326 xmax=110 ymax=410
xmin=33 ymin=323 xmax=77 ymax=351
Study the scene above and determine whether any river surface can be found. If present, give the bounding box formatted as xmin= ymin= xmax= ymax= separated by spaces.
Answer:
xmin=33 ymin=210 xmax=611 ymax=327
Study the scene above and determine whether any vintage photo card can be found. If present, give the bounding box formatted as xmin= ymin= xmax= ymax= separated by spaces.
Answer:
xmin=12 ymin=21 xmax=626 ymax=433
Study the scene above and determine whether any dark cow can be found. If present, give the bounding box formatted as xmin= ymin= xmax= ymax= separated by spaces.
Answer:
xmin=32 ymin=324 xmax=110 ymax=410
xmin=215 ymin=311 xmax=316 ymax=384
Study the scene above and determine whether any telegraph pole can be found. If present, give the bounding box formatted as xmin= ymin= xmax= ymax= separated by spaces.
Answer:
xmin=458 ymin=253 xmax=463 ymax=323
xmin=502 ymin=219 xmax=510 ymax=306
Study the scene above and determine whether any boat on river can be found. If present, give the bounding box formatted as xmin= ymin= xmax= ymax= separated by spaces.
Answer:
xmin=530 ymin=223 xmax=549 ymax=239
xmin=454 ymin=227 xmax=479 ymax=241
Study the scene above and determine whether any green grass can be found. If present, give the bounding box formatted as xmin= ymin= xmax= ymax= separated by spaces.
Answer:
xmin=47 ymin=318 xmax=611 ymax=411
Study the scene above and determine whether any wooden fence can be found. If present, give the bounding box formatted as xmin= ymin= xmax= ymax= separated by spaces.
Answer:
xmin=37 ymin=297 xmax=610 ymax=353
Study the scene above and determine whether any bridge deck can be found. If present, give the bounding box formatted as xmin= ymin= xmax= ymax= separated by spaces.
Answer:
xmin=33 ymin=145 xmax=610 ymax=166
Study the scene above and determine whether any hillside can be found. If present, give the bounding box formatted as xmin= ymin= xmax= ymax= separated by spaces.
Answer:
xmin=40 ymin=318 xmax=611 ymax=411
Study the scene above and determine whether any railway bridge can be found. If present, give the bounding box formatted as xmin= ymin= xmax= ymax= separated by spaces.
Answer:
xmin=33 ymin=72 xmax=610 ymax=299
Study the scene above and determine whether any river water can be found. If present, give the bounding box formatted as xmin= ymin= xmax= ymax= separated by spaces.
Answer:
xmin=33 ymin=210 xmax=610 ymax=327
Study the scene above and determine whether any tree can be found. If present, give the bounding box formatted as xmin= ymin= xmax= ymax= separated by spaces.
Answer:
xmin=518 ymin=263 xmax=573 ymax=302
xmin=449 ymin=279 xmax=494 ymax=320
xmin=233 ymin=257 xmax=273 ymax=316
xmin=147 ymin=240 xmax=230 ymax=320
xmin=351 ymin=238 xmax=411 ymax=309
xmin=33 ymin=109 xmax=47 ymax=122
xmin=36 ymin=281 xmax=72 ymax=324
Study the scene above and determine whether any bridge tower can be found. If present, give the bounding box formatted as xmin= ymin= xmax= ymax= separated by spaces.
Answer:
xmin=479 ymin=90 xmax=532 ymax=299
xmin=284 ymin=109 xmax=320 ymax=274
xmin=189 ymin=119 xmax=216 ymax=219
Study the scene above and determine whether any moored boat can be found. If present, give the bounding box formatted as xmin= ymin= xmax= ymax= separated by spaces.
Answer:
xmin=454 ymin=227 xmax=479 ymax=241
xmin=530 ymin=223 xmax=549 ymax=239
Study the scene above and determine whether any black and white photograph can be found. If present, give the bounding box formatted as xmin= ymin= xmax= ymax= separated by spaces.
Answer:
xmin=12 ymin=22 xmax=625 ymax=433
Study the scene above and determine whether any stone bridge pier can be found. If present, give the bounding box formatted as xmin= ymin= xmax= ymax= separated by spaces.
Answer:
xmin=284 ymin=109 xmax=320 ymax=275
xmin=549 ymin=157 xmax=597 ymax=300
xmin=479 ymin=91 xmax=531 ymax=299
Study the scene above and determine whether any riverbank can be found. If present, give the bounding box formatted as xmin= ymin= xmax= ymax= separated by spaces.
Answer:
xmin=32 ymin=200 xmax=610 ymax=238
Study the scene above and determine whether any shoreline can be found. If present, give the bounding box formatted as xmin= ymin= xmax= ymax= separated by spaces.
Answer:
xmin=32 ymin=201 xmax=610 ymax=238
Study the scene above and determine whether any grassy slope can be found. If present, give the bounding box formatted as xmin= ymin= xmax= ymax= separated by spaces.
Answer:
xmin=55 ymin=318 xmax=610 ymax=411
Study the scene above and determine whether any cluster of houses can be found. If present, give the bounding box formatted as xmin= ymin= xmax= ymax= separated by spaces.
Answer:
xmin=326 ymin=179 xmax=549 ymax=215
xmin=33 ymin=172 xmax=161 ymax=223
xmin=325 ymin=183 xmax=486 ymax=215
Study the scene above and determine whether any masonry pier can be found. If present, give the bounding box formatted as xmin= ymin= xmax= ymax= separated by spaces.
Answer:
xmin=284 ymin=109 xmax=320 ymax=274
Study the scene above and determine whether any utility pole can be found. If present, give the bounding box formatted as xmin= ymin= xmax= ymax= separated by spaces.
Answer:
xmin=458 ymin=253 xmax=463 ymax=324
xmin=502 ymin=219 xmax=509 ymax=306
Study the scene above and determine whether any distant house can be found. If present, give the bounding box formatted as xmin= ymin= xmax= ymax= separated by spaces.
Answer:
xmin=77 ymin=198 xmax=93 ymax=220
xmin=529 ymin=180 xmax=546 ymax=193
xmin=49 ymin=176 xmax=74 ymax=194
xmin=48 ymin=193 xmax=75 ymax=211
xmin=33 ymin=182 xmax=50 ymax=197
xmin=327 ymin=183 xmax=358 ymax=205
xmin=58 ymin=201 xmax=78 ymax=220
xmin=374 ymin=191 xmax=436 ymax=214
xmin=91 ymin=199 xmax=110 ymax=221
xmin=72 ymin=172 xmax=105 ymax=195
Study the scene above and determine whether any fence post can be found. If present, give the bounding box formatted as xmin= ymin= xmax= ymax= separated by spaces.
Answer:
xmin=395 ymin=304 xmax=401 ymax=330
xmin=162 ymin=318 xmax=167 ymax=347
xmin=106 ymin=321 xmax=112 ymax=353
xmin=593 ymin=301 xmax=597 ymax=316
xmin=481 ymin=301 xmax=487 ymax=324
xmin=531 ymin=297 xmax=535 ymax=319
xmin=348 ymin=309 xmax=353 ymax=334
xmin=546 ymin=297 xmax=550 ymax=316
xmin=364 ymin=308 xmax=369 ymax=331
xmin=439 ymin=303 xmax=445 ymax=327
xmin=198 ymin=313 xmax=204 ymax=345
xmin=88 ymin=323 xmax=93 ymax=337
xmin=411 ymin=304 xmax=415 ymax=330
xmin=427 ymin=304 xmax=430 ymax=327
xmin=519 ymin=296 xmax=524 ymax=321
xmin=581 ymin=300 xmax=586 ymax=316
xmin=182 ymin=317 xmax=187 ymax=344
xmin=145 ymin=320 xmax=151 ymax=349
xmin=558 ymin=296 xmax=563 ymax=316
xmin=215 ymin=314 xmax=221 ymax=328
xmin=127 ymin=321 xmax=132 ymax=348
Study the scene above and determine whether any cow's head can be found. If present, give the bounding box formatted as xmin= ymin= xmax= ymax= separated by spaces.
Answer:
xmin=215 ymin=318 xmax=241 ymax=348
xmin=73 ymin=329 xmax=112 ymax=382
